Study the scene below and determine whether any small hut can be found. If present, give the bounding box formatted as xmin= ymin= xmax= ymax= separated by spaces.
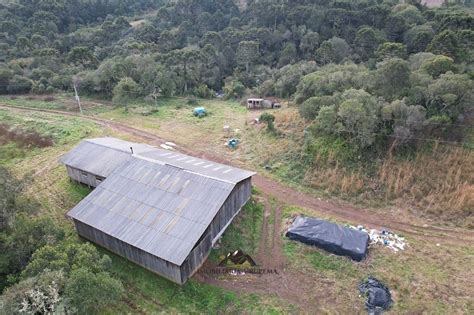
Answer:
xmin=247 ymin=98 xmax=264 ymax=109
xmin=247 ymin=98 xmax=276 ymax=109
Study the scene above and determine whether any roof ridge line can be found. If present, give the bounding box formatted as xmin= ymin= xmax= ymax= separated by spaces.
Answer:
xmin=132 ymin=153 xmax=237 ymax=185
xmin=132 ymin=153 xmax=165 ymax=165
xmin=181 ymin=167 xmax=235 ymax=185
xmin=85 ymin=138 xmax=136 ymax=155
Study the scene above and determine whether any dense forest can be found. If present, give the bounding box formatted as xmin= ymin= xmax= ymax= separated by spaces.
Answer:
xmin=1 ymin=0 xmax=472 ymax=151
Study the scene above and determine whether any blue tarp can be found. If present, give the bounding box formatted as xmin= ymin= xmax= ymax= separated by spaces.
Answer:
xmin=286 ymin=216 xmax=369 ymax=261
xmin=193 ymin=107 xmax=207 ymax=117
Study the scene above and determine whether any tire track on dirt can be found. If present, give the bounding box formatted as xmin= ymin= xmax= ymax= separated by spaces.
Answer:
xmin=1 ymin=104 xmax=473 ymax=245
xmin=256 ymin=198 xmax=271 ymax=265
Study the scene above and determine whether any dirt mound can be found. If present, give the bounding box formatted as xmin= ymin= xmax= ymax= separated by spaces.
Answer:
xmin=0 ymin=124 xmax=53 ymax=148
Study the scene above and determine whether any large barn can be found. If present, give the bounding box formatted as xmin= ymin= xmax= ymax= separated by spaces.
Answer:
xmin=60 ymin=138 xmax=255 ymax=284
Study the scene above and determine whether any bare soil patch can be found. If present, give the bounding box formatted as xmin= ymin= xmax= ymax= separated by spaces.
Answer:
xmin=0 ymin=123 xmax=53 ymax=148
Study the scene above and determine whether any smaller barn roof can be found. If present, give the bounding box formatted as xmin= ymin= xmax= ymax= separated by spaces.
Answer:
xmin=86 ymin=138 xmax=156 ymax=153
xmin=59 ymin=138 xmax=155 ymax=178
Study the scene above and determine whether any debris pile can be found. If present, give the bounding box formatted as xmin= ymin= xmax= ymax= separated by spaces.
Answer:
xmin=160 ymin=142 xmax=177 ymax=150
xmin=223 ymin=125 xmax=230 ymax=134
xmin=350 ymin=225 xmax=407 ymax=252
xmin=359 ymin=276 xmax=393 ymax=314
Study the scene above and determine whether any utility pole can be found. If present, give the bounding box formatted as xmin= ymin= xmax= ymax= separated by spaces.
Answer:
xmin=73 ymin=84 xmax=83 ymax=114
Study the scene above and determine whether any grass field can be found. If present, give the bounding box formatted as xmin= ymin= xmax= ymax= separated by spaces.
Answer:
xmin=100 ymin=97 xmax=472 ymax=226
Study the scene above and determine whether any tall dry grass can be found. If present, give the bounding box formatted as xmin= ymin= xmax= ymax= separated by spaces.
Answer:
xmin=379 ymin=144 xmax=473 ymax=218
xmin=304 ymin=162 xmax=367 ymax=196
xmin=305 ymin=144 xmax=473 ymax=224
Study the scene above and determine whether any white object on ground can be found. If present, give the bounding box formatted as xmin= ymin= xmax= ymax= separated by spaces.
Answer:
xmin=165 ymin=142 xmax=176 ymax=147
xmin=349 ymin=225 xmax=407 ymax=252
xmin=160 ymin=144 xmax=173 ymax=150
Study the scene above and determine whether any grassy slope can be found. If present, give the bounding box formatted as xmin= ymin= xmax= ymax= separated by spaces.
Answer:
xmin=1 ymin=95 xmax=472 ymax=227
xmin=2 ymin=94 xmax=472 ymax=225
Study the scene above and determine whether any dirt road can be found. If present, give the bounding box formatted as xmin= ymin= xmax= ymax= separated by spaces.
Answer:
xmin=2 ymin=103 xmax=473 ymax=247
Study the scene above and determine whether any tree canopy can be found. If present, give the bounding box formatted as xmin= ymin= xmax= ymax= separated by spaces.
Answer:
xmin=0 ymin=0 xmax=471 ymax=150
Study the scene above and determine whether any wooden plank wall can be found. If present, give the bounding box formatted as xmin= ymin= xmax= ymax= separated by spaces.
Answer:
xmin=179 ymin=232 xmax=212 ymax=283
xmin=74 ymin=219 xmax=182 ymax=284
xmin=207 ymin=179 xmax=252 ymax=242
xmin=179 ymin=178 xmax=252 ymax=282
xmin=66 ymin=165 xmax=104 ymax=188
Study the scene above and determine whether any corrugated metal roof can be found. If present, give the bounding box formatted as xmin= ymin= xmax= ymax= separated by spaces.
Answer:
xmin=59 ymin=138 xmax=156 ymax=178
xmin=60 ymin=137 xmax=255 ymax=183
xmin=139 ymin=149 xmax=255 ymax=184
xmin=67 ymin=157 xmax=236 ymax=266
xmin=63 ymin=137 xmax=255 ymax=265
xmin=86 ymin=138 xmax=156 ymax=154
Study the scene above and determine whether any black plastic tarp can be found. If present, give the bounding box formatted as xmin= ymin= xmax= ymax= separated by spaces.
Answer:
xmin=286 ymin=216 xmax=369 ymax=261
xmin=359 ymin=276 xmax=393 ymax=314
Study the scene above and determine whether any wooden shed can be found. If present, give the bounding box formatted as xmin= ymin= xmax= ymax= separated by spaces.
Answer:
xmin=61 ymin=138 xmax=255 ymax=284
xmin=247 ymin=98 xmax=275 ymax=109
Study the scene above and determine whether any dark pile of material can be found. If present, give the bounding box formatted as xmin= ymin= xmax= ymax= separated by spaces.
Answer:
xmin=285 ymin=216 xmax=369 ymax=261
xmin=359 ymin=276 xmax=393 ymax=314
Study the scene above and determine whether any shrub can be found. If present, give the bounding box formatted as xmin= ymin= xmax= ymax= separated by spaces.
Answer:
xmin=112 ymin=77 xmax=142 ymax=105
xmin=7 ymin=75 xmax=32 ymax=94
xmin=186 ymin=96 xmax=198 ymax=105
xmin=193 ymin=84 xmax=214 ymax=99
xmin=259 ymin=112 xmax=276 ymax=133
xmin=224 ymin=80 xmax=245 ymax=99
xmin=65 ymin=268 xmax=124 ymax=314
xmin=1 ymin=270 xmax=66 ymax=315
